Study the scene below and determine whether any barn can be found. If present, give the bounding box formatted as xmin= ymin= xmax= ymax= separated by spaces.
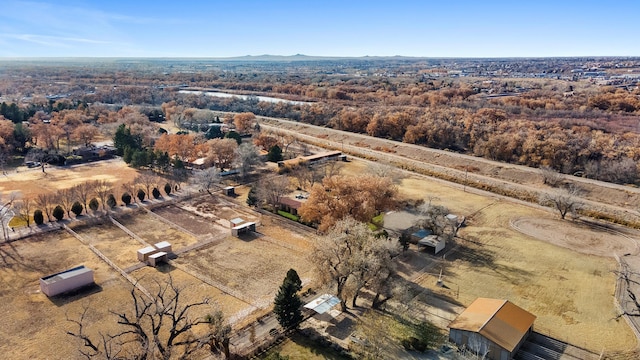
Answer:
xmin=448 ymin=298 xmax=536 ymax=360
xmin=40 ymin=265 xmax=95 ymax=297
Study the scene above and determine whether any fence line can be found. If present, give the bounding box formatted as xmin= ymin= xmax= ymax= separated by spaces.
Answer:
xmin=63 ymin=224 xmax=153 ymax=300
xmin=108 ymin=216 xmax=152 ymax=247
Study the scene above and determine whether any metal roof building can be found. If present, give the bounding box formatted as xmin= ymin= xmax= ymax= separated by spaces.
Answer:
xmin=40 ymin=265 xmax=95 ymax=297
xmin=448 ymin=298 xmax=536 ymax=360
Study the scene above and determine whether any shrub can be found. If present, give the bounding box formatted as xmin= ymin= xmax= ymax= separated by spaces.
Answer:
xmin=33 ymin=209 xmax=44 ymax=225
xmin=277 ymin=210 xmax=299 ymax=222
xmin=152 ymin=187 xmax=161 ymax=199
xmin=137 ymin=189 xmax=146 ymax=202
xmin=71 ymin=201 xmax=84 ymax=216
xmin=53 ymin=205 xmax=64 ymax=221
xmin=89 ymin=198 xmax=99 ymax=211
xmin=121 ymin=192 xmax=132 ymax=205
xmin=164 ymin=182 xmax=172 ymax=195
xmin=107 ymin=194 xmax=117 ymax=208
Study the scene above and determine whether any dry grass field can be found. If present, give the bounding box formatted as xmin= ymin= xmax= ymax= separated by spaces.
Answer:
xmin=338 ymin=160 xmax=637 ymax=353
xmin=176 ymin=225 xmax=314 ymax=307
xmin=0 ymin=231 xmax=134 ymax=360
xmin=0 ymin=159 xmax=139 ymax=198
xmin=73 ymin=222 xmax=144 ymax=269
xmin=115 ymin=212 xmax=199 ymax=249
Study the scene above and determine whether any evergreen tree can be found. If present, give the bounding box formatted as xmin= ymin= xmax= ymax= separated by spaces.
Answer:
xmin=121 ymin=192 xmax=132 ymax=205
xmin=107 ymin=194 xmax=117 ymax=208
xmin=52 ymin=205 xmax=65 ymax=221
xmin=284 ymin=269 xmax=302 ymax=292
xmin=273 ymin=273 xmax=303 ymax=329
xmin=267 ymin=145 xmax=283 ymax=162
xmin=246 ymin=185 xmax=258 ymax=206
xmin=33 ymin=209 xmax=44 ymax=225
xmin=71 ymin=201 xmax=84 ymax=216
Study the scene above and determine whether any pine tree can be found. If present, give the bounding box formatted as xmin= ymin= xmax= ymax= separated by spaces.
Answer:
xmin=284 ymin=269 xmax=302 ymax=292
xmin=246 ymin=185 xmax=259 ymax=206
xmin=273 ymin=275 xmax=303 ymax=329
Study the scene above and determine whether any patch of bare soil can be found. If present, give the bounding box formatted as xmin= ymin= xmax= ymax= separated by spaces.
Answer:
xmin=511 ymin=217 xmax=638 ymax=257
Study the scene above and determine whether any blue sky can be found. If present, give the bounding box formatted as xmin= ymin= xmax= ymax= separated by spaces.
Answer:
xmin=0 ymin=0 xmax=638 ymax=58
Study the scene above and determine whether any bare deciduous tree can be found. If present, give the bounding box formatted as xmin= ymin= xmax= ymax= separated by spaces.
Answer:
xmin=257 ymin=175 xmax=291 ymax=211
xmin=311 ymin=218 xmax=399 ymax=311
xmin=192 ymin=167 xmax=221 ymax=196
xmin=235 ymin=142 xmax=263 ymax=179
xmin=59 ymin=188 xmax=75 ymax=218
xmin=92 ymin=180 xmax=113 ymax=211
xmin=135 ymin=172 xmax=159 ymax=202
xmin=73 ymin=182 xmax=95 ymax=214
xmin=539 ymin=165 xmax=564 ymax=187
xmin=67 ymin=277 xmax=231 ymax=360
xmin=35 ymin=192 xmax=57 ymax=222
xmin=417 ymin=203 xmax=457 ymax=241
xmin=14 ymin=196 xmax=34 ymax=227
xmin=1 ymin=192 xmax=17 ymax=241
xmin=540 ymin=185 xmax=582 ymax=220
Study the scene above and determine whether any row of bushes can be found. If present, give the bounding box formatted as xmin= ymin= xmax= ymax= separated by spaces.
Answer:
xmin=30 ymin=183 xmax=175 ymax=225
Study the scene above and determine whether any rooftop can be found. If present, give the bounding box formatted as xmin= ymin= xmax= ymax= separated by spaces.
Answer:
xmin=449 ymin=298 xmax=536 ymax=352
xmin=40 ymin=265 xmax=93 ymax=284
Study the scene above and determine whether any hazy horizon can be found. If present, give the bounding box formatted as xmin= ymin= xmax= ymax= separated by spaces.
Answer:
xmin=1 ymin=0 xmax=638 ymax=58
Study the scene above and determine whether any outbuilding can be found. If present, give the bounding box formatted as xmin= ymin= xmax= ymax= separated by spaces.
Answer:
xmin=148 ymin=252 xmax=168 ymax=267
xmin=154 ymin=241 xmax=172 ymax=253
xmin=40 ymin=265 xmax=95 ymax=297
xmin=417 ymin=234 xmax=445 ymax=254
xmin=137 ymin=246 xmax=158 ymax=262
xmin=448 ymin=298 xmax=536 ymax=360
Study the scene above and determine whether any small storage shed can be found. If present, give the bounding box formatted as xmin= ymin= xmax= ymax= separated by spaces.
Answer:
xmin=232 ymin=222 xmax=257 ymax=237
xmin=137 ymin=246 xmax=158 ymax=262
xmin=154 ymin=241 xmax=172 ymax=253
xmin=418 ymin=235 xmax=445 ymax=254
xmin=148 ymin=252 xmax=168 ymax=267
xmin=230 ymin=217 xmax=245 ymax=228
xmin=223 ymin=186 xmax=235 ymax=196
xmin=449 ymin=298 xmax=536 ymax=360
xmin=40 ymin=265 xmax=94 ymax=297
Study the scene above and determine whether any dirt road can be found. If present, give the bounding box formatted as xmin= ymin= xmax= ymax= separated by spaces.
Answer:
xmin=258 ymin=116 xmax=640 ymax=226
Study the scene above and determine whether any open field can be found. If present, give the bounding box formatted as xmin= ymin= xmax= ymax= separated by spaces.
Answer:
xmin=154 ymin=205 xmax=223 ymax=236
xmin=115 ymin=212 xmax=199 ymax=249
xmin=73 ymin=222 xmax=143 ymax=269
xmin=176 ymin=224 xmax=314 ymax=307
xmin=0 ymin=230 xmax=134 ymax=360
xmin=129 ymin=265 xmax=249 ymax=319
xmin=336 ymin=158 xmax=638 ymax=352
xmin=393 ymin=169 xmax=636 ymax=351
xmin=0 ymin=159 xmax=139 ymax=197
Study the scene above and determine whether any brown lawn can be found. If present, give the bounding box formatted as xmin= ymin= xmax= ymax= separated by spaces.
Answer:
xmin=0 ymin=159 xmax=139 ymax=198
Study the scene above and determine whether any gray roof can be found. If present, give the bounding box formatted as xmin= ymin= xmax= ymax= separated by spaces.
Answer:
xmin=41 ymin=265 xmax=93 ymax=285
xmin=304 ymin=294 xmax=341 ymax=314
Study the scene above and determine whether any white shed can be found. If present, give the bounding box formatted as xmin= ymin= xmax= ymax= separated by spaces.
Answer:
xmin=137 ymin=246 xmax=158 ymax=262
xmin=148 ymin=252 xmax=168 ymax=267
xmin=418 ymin=235 xmax=446 ymax=254
xmin=40 ymin=265 xmax=95 ymax=297
xmin=231 ymin=221 xmax=256 ymax=237
xmin=154 ymin=241 xmax=172 ymax=253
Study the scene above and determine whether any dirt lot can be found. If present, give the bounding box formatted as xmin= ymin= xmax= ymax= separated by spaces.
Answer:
xmin=73 ymin=222 xmax=144 ymax=269
xmin=0 ymin=231 xmax=134 ymax=360
xmin=0 ymin=159 xmax=139 ymax=197
xmin=115 ymin=212 xmax=199 ymax=250
xmin=154 ymin=205 xmax=223 ymax=236
xmin=175 ymin=224 xmax=315 ymax=308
